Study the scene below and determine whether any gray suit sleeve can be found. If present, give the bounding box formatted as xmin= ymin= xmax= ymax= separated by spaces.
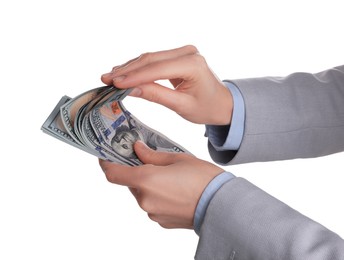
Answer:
xmin=197 ymin=66 xmax=344 ymax=259
xmin=195 ymin=178 xmax=344 ymax=260
xmin=209 ymin=65 xmax=344 ymax=165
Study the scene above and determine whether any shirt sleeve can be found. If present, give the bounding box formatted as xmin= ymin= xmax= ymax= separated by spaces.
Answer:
xmin=194 ymin=171 xmax=235 ymax=235
xmin=206 ymin=81 xmax=245 ymax=164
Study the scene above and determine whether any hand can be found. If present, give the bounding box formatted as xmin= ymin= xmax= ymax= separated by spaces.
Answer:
xmin=101 ymin=45 xmax=233 ymax=125
xmin=99 ymin=141 xmax=224 ymax=229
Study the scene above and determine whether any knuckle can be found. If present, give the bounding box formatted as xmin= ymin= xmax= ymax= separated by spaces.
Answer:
xmin=159 ymin=222 xmax=172 ymax=229
xmin=192 ymin=53 xmax=207 ymax=65
xmin=147 ymin=86 xmax=161 ymax=104
xmin=147 ymin=213 xmax=157 ymax=222
xmin=188 ymin=53 xmax=208 ymax=74
xmin=184 ymin=44 xmax=199 ymax=54
xmin=104 ymin=171 xmax=114 ymax=183
xmin=139 ymin=52 xmax=152 ymax=63
xmin=137 ymin=196 xmax=152 ymax=213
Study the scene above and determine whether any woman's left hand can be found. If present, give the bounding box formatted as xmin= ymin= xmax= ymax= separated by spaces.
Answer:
xmin=99 ymin=141 xmax=224 ymax=229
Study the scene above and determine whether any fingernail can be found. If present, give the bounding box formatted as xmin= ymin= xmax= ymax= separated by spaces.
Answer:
xmin=129 ymin=88 xmax=142 ymax=97
xmin=113 ymin=75 xmax=126 ymax=83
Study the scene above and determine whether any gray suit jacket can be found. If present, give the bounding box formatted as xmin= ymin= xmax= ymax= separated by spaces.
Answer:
xmin=196 ymin=66 xmax=344 ymax=259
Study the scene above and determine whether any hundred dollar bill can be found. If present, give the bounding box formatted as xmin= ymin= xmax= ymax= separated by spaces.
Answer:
xmin=60 ymin=86 xmax=109 ymax=145
xmin=89 ymin=99 xmax=186 ymax=165
xmin=82 ymin=87 xmax=139 ymax=164
xmin=80 ymin=109 xmax=135 ymax=165
xmin=41 ymin=96 xmax=107 ymax=159
xmin=41 ymin=86 xmax=189 ymax=165
xmin=74 ymin=88 xmax=115 ymax=144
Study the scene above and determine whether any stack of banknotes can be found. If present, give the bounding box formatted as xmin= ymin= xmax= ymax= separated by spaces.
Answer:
xmin=41 ymin=86 xmax=188 ymax=166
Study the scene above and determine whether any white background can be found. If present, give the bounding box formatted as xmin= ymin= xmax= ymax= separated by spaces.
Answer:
xmin=0 ymin=0 xmax=343 ymax=259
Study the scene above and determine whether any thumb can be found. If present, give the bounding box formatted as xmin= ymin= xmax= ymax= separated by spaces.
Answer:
xmin=134 ymin=141 xmax=179 ymax=166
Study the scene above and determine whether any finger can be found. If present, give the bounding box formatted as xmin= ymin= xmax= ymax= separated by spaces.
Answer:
xmin=115 ymin=56 xmax=140 ymax=70
xmin=134 ymin=141 xmax=181 ymax=166
xmin=101 ymin=45 xmax=198 ymax=85
xmin=101 ymin=72 xmax=115 ymax=85
xmin=114 ymin=45 xmax=198 ymax=76
xmin=98 ymin=159 xmax=140 ymax=187
xmin=101 ymin=57 xmax=143 ymax=85
xmin=112 ymin=53 xmax=205 ymax=90
xmin=129 ymin=82 xmax=191 ymax=114
xmin=101 ymin=56 xmax=143 ymax=84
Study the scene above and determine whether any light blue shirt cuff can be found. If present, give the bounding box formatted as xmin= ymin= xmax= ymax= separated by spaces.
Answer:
xmin=206 ymin=81 xmax=245 ymax=151
xmin=194 ymin=172 xmax=236 ymax=235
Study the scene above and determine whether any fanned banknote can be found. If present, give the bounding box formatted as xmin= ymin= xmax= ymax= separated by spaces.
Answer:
xmin=41 ymin=86 xmax=189 ymax=165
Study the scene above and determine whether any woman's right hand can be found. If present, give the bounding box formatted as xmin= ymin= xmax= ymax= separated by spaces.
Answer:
xmin=101 ymin=45 xmax=233 ymax=125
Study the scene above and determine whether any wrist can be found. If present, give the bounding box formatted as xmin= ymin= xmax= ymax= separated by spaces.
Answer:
xmin=213 ymin=83 xmax=233 ymax=125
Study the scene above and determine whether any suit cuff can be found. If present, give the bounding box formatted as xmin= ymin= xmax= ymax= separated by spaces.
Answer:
xmin=194 ymin=172 xmax=235 ymax=235
xmin=206 ymin=81 xmax=245 ymax=151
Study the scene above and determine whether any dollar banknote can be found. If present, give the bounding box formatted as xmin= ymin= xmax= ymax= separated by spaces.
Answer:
xmin=41 ymin=86 xmax=189 ymax=165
